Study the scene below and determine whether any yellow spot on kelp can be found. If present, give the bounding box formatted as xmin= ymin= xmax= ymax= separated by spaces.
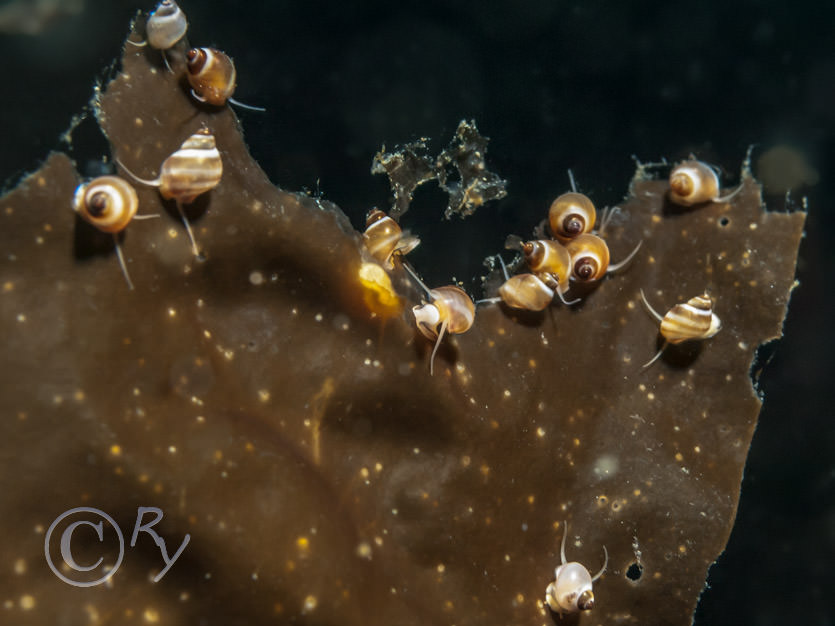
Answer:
xmin=296 ymin=536 xmax=310 ymax=554
xmin=20 ymin=595 xmax=35 ymax=610
xmin=2 ymin=281 xmax=13 ymax=292
xmin=14 ymin=558 xmax=26 ymax=574
xmin=110 ymin=444 xmax=122 ymax=457
xmin=143 ymin=607 xmax=159 ymax=622
xmin=357 ymin=262 xmax=402 ymax=318
xmin=258 ymin=389 xmax=270 ymax=403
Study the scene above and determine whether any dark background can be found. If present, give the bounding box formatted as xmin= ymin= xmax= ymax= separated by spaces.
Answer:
xmin=1 ymin=1 xmax=831 ymax=624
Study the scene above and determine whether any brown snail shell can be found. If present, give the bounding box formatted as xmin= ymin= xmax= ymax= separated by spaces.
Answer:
xmin=186 ymin=48 xmax=236 ymax=106
xmin=564 ymin=234 xmax=610 ymax=282
xmin=522 ymin=239 xmax=571 ymax=292
xmin=640 ymin=290 xmax=722 ymax=368
xmin=411 ymin=285 xmax=475 ymax=375
xmin=72 ymin=176 xmax=138 ymax=234
xmin=363 ymin=208 xmax=420 ymax=269
xmin=548 ymin=192 xmax=596 ymax=242
xmin=497 ymin=274 xmax=554 ymax=311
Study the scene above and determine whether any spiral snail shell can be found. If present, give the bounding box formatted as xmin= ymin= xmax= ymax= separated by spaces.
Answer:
xmin=363 ymin=208 xmax=420 ymax=270
xmin=564 ymin=234 xmax=643 ymax=283
xmin=403 ymin=264 xmax=474 ymax=375
xmin=72 ymin=176 xmax=150 ymax=290
xmin=73 ymin=176 xmax=138 ymax=234
xmin=117 ymin=128 xmax=222 ymax=256
xmin=548 ymin=192 xmax=596 ymax=242
xmin=640 ymin=289 xmax=722 ymax=369
xmin=497 ymin=273 xmax=554 ymax=311
xmin=521 ymin=239 xmax=577 ymax=304
xmin=669 ymin=160 xmax=742 ymax=206
xmin=146 ymin=0 xmax=187 ymax=51
xmin=186 ymin=48 xmax=266 ymax=112
xmin=545 ymin=521 xmax=608 ymax=615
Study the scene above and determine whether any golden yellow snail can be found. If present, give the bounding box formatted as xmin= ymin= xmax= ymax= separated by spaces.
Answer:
xmin=403 ymin=264 xmax=475 ymax=375
xmin=521 ymin=239 xmax=577 ymax=305
xmin=186 ymin=48 xmax=266 ymax=112
xmin=72 ymin=176 xmax=158 ymax=290
xmin=668 ymin=159 xmax=743 ymax=206
xmin=545 ymin=521 xmax=608 ymax=615
xmin=477 ymin=255 xmax=556 ymax=312
xmin=640 ymin=289 xmax=722 ymax=369
xmin=548 ymin=192 xmax=596 ymax=242
xmin=363 ymin=208 xmax=420 ymax=270
xmin=564 ymin=234 xmax=643 ymax=283
xmin=117 ymin=128 xmax=222 ymax=257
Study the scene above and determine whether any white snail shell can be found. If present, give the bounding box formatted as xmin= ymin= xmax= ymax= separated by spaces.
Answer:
xmin=548 ymin=192 xmax=596 ymax=242
xmin=146 ymin=0 xmax=187 ymax=50
xmin=186 ymin=48 xmax=236 ymax=106
xmin=497 ymin=273 xmax=554 ymax=311
xmin=72 ymin=176 xmax=138 ymax=233
xmin=544 ymin=521 xmax=607 ymax=615
xmin=363 ymin=209 xmax=420 ymax=269
xmin=668 ymin=160 xmax=721 ymax=206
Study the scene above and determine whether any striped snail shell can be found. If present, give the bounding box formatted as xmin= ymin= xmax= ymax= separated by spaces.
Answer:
xmin=117 ymin=128 xmax=222 ymax=257
xmin=548 ymin=192 xmax=596 ymax=242
xmin=186 ymin=48 xmax=236 ymax=106
xmin=545 ymin=521 xmax=608 ymax=615
xmin=146 ymin=0 xmax=187 ymax=50
xmin=564 ymin=234 xmax=610 ymax=282
xmin=640 ymin=290 xmax=722 ymax=369
xmin=654 ymin=292 xmax=721 ymax=344
xmin=157 ymin=129 xmax=222 ymax=203
xmin=497 ymin=274 xmax=554 ymax=311
xmin=412 ymin=285 xmax=475 ymax=375
xmin=72 ymin=176 xmax=138 ymax=233
xmin=363 ymin=208 xmax=420 ymax=269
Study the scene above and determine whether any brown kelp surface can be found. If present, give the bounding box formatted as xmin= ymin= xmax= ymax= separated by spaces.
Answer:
xmin=0 ymin=18 xmax=804 ymax=626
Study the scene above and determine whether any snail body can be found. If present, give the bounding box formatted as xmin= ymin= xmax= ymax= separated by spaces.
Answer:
xmin=363 ymin=209 xmax=420 ymax=269
xmin=640 ymin=289 xmax=722 ymax=368
xmin=669 ymin=160 xmax=742 ymax=206
xmin=186 ymin=48 xmax=265 ymax=112
xmin=548 ymin=192 xmax=596 ymax=242
xmin=72 ymin=176 xmax=158 ymax=290
xmin=404 ymin=264 xmax=474 ymax=375
xmin=117 ymin=128 xmax=222 ymax=256
xmin=545 ymin=521 xmax=608 ymax=615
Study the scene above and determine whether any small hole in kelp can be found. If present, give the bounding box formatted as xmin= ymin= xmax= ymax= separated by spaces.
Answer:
xmin=626 ymin=562 xmax=643 ymax=582
xmin=718 ymin=216 xmax=730 ymax=227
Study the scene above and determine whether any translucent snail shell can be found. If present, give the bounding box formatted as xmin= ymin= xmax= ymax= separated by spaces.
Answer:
xmin=497 ymin=274 xmax=554 ymax=311
xmin=548 ymin=192 xmax=596 ymax=242
xmin=72 ymin=176 xmax=138 ymax=233
xmin=412 ymin=285 xmax=475 ymax=375
xmin=186 ymin=48 xmax=236 ymax=106
xmin=146 ymin=0 xmax=187 ymax=50
xmin=564 ymin=234 xmax=610 ymax=282
xmin=668 ymin=159 xmax=743 ymax=206
xmin=363 ymin=208 xmax=420 ymax=270
xmin=545 ymin=521 xmax=608 ymax=615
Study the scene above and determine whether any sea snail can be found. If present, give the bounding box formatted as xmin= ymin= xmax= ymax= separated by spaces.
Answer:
xmin=521 ymin=239 xmax=578 ymax=306
xmin=117 ymin=128 xmax=222 ymax=257
xmin=564 ymin=233 xmax=643 ymax=283
xmin=363 ymin=208 xmax=420 ymax=270
xmin=668 ymin=159 xmax=743 ymax=206
xmin=403 ymin=264 xmax=475 ymax=375
xmin=548 ymin=192 xmax=596 ymax=242
xmin=128 ymin=0 xmax=188 ymax=72
xmin=72 ymin=176 xmax=157 ymax=290
xmin=146 ymin=0 xmax=187 ymax=51
xmin=640 ymin=289 xmax=722 ymax=369
xmin=186 ymin=48 xmax=266 ymax=112
xmin=545 ymin=521 xmax=608 ymax=615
